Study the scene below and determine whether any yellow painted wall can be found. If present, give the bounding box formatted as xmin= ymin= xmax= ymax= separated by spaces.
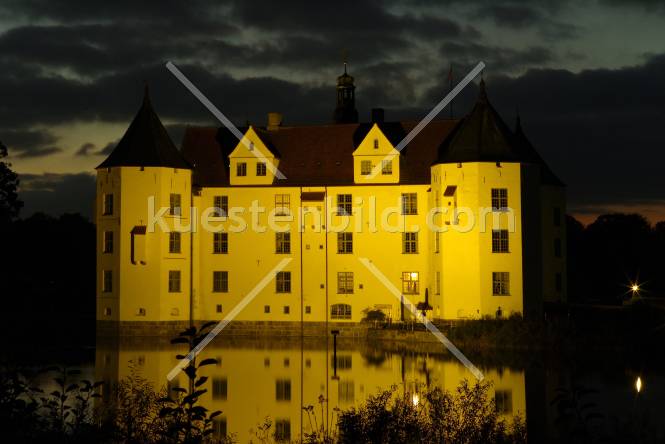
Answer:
xmin=353 ymin=124 xmax=400 ymax=184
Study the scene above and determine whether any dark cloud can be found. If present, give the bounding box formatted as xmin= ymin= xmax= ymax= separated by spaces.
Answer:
xmin=19 ymin=172 xmax=95 ymax=218
xmin=75 ymin=142 xmax=96 ymax=156
xmin=0 ymin=128 xmax=62 ymax=158
xmin=472 ymin=4 xmax=579 ymax=39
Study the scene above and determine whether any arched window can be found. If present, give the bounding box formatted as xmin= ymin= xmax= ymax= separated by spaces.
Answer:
xmin=331 ymin=304 xmax=352 ymax=320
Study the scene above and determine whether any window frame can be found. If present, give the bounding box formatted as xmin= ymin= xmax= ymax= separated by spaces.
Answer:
xmin=276 ymin=271 xmax=291 ymax=293
xmin=336 ymin=194 xmax=352 ymax=216
xmin=491 ymin=229 xmax=509 ymax=253
xmin=103 ymin=230 xmax=114 ymax=254
xmin=401 ymin=193 xmax=418 ymax=215
xmin=275 ymin=232 xmax=291 ymax=254
xmin=402 ymin=232 xmax=418 ymax=254
xmin=492 ymin=272 xmax=510 ymax=296
xmin=275 ymin=194 xmax=290 ymax=216
xmin=401 ymin=271 xmax=420 ymax=294
xmin=169 ymin=193 xmax=182 ymax=216
xmin=213 ymin=232 xmax=228 ymax=254
xmin=236 ymin=162 xmax=247 ymax=176
xmin=491 ymin=188 xmax=508 ymax=211
xmin=330 ymin=303 xmax=352 ymax=320
xmin=381 ymin=159 xmax=392 ymax=175
xmin=169 ymin=232 xmax=181 ymax=254
xmin=360 ymin=160 xmax=372 ymax=175
xmin=102 ymin=193 xmax=114 ymax=216
xmin=337 ymin=232 xmax=353 ymax=254
xmin=337 ymin=271 xmax=354 ymax=294
xmin=213 ymin=195 xmax=228 ymax=218
xmin=168 ymin=270 xmax=182 ymax=293
xmin=213 ymin=271 xmax=229 ymax=293
xmin=102 ymin=270 xmax=113 ymax=293
xmin=256 ymin=161 xmax=267 ymax=176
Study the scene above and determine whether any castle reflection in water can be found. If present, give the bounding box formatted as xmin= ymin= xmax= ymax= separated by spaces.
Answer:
xmin=96 ymin=333 xmax=548 ymax=443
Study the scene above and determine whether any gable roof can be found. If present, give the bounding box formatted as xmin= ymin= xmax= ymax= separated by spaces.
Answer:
xmin=97 ymin=87 xmax=190 ymax=170
xmin=182 ymin=120 xmax=458 ymax=187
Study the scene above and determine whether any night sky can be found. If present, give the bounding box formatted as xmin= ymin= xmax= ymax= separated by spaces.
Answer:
xmin=2 ymin=0 xmax=665 ymax=224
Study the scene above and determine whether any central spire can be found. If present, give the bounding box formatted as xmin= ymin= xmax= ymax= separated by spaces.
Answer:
xmin=333 ymin=62 xmax=358 ymax=124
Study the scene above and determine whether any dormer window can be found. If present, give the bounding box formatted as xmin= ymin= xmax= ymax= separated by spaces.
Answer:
xmin=256 ymin=162 xmax=267 ymax=176
xmin=236 ymin=162 xmax=247 ymax=176
xmin=381 ymin=159 xmax=392 ymax=175
xmin=373 ymin=139 xmax=379 ymax=149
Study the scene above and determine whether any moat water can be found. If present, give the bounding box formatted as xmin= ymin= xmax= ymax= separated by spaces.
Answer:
xmin=8 ymin=329 xmax=665 ymax=443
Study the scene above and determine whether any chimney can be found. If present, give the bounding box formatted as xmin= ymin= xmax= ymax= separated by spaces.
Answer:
xmin=371 ymin=108 xmax=385 ymax=124
xmin=267 ymin=112 xmax=283 ymax=130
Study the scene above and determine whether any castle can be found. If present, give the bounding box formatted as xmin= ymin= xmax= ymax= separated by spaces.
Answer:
xmin=95 ymin=68 xmax=566 ymax=325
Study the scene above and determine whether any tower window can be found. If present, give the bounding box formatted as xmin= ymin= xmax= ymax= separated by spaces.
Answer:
xmin=381 ymin=159 xmax=392 ymax=175
xmin=337 ymin=272 xmax=354 ymax=294
xmin=169 ymin=193 xmax=182 ymax=216
xmin=168 ymin=270 xmax=181 ymax=293
xmin=236 ymin=162 xmax=247 ymax=177
xmin=275 ymin=194 xmax=290 ymax=216
xmin=402 ymin=232 xmax=418 ymax=254
xmin=331 ymin=303 xmax=352 ymax=320
xmin=213 ymin=271 xmax=228 ymax=293
xmin=491 ymin=230 xmax=509 ymax=253
xmin=103 ymin=231 xmax=114 ymax=254
xmin=103 ymin=193 xmax=114 ymax=216
xmin=491 ymin=188 xmax=508 ymax=210
xmin=336 ymin=194 xmax=352 ymax=215
xmin=402 ymin=272 xmax=419 ymax=294
xmin=169 ymin=232 xmax=181 ymax=254
xmin=276 ymin=271 xmax=291 ymax=293
xmin=337 ymin=232 xmax=353 ymax=254
xmin=102 ymin=270 xmax=113 ymax=293
xmin=214 ymin=195 xmax=228 ymax=217
xmin=401 ymin=193 xmax=418 ymax=215
xmin=256 ymin=162 xmax=267 ymax=176
xmin=492 ymin=272 xmax=510 ymax=296
xmin=213 ymin=232 xmax=228 ymax=254
xmin=276 ymin=232 xmax=291 ymax=254
xmin=360 ymin=160 xmax=372 ymax=175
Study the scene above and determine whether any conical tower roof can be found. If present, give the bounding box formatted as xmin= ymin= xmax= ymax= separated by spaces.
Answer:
xmin=513 ymin=114 xmax=564 ymax=186
xmin=97 ymin=86 xmax=190 ymax=169
xmin=437 ymin=79 xmax=522 ymax=163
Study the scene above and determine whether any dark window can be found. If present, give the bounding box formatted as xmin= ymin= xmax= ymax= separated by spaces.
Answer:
xmin=276 ymin=272 xmax=291 ymax=293
xmin=275 ymin=419 xmax=291 ymax=442
xmin=276 ymin=379 xmax=291 ymax=401
xmin=305 ymin=306 xmax=311 ymax=314
xmin=276 ymin=232 xmax=291 ymax=254
xmin=495 ymin=390 xmax=513 ymax=414
xmin=102 ymin=270 xmax=113 ymax=293
xmin=492 ymin=230 xmax=509 ymax=253
xmin=336 ymin=194 xmax=352 ymax=215
xmin=283 ymin=306 xmax=290 ymax=314
xmin=213 ymin=232 xmax=228 ymax=254
xmin=213 ymin=271 xmax=228 ymax=293
xmin=212 ymin=377 xmax=227 ymax=400
xmin=492 ymin=272 xmax=509 ymax=296
xmin=264 ymin=305 xmax=270 ymax=314
xmin=103 ymin=231 xmax=114 ymax=253
xmin=236 ymin=162 xmax=247 ymax=176
xmin=103 ymin=193 xmax=113 ymax=216
xmin=169 ymin=232 xmax=181 ymax=254
xmin=403 ymin=232 xmax=418 ymax=253
xmin=360 ymin=160 xmax=372 ymax=175
xmin=256 ymin=162 xmax=267 ymax=176
xmin=216 ymin=304 xmax=223 ymax=313
xmin=214 ymin=195 xmax=228 ymax=217
xmin=401 ymin=193 xmax=418 ymax=215
xmin=491 ymin=188 xmax=508 ymax=210
xmin=168 ymin=270 xmax=181 ymax=293
xmin=169 ymin=193 xmax=182 ymax=216
xmin=337 ymin=232 xmax=353 ymax=254
xmin=331 ymin=303 xmax=352 ymax=320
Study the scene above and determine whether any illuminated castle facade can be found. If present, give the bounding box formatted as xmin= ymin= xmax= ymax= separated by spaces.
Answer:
xmin=96 ymin=70 xmax=566 ymax=324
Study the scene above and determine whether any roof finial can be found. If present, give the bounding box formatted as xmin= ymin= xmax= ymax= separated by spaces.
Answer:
xmin=143 ymin=81 xmax=151 ymax=106
xmin=342 ymin=48 xmax=348 ymax=74
xmin=478 ymin=75 xmax=487 ymax=103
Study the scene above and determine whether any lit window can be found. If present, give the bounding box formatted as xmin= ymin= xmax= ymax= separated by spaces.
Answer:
xmin=491 ymin=230 xmax=509 ymax=253
xmin=276 ymin=232 xmax=291 ymax=254
xmin=168 ymin=270 xmax=181 ymax=293
xmin=102 ymin=270 xmax=113 ymax=293
xmin=275 ymin=419 xmax=291 ymax=442
xmin=337 ymin=232 xmax=353 ymax=254
xmin=169 ymin=232 xmax=181 ymax=254
xmin=491 ymin=188 xmax=508 ymax=210
xmin=213 ymin=271 xmax=228 ymax=293
xmin=213 ymin=232 xmax=228 ymax=254
xmin=360 ymin=160 xmax=372 ymax=175
xmin=214 ymin=195 xmax=228 ymax=217
xmin=492 ymin=272 xmax=510 ymax=296
xmin=103 ymin=193 xmax=114 ymax=216
xmin=336 ymin=194 xmax=352 ymax=215
xmin=331 ymin=303 xmax=352 ymax=320
xmin=256 ymin=162 xmax=267 ymax=176
xmin=402 ymin=272 xmax=419 ymax=294
xmin=276 ymin=379 xmax=291 ymax=401
xmin=275 ymin=194 xmax=290 ymax=216
xmin=337 ymin=272 xmax=354 ymax=294
xmin=402 ymin=232 xmax=418 ymax=254
xmin=103 ymin=231 xmax=114 ymax=253
xmin=554 ymin=238 xmax=562 ymax=258
xmin=495 ymin=390 xmax=513 ymax=414
xmin=401 ymin=193 xmax=417 ymax=215
xmin=169 ymin=193 xmax=182 ymax=216
xmin=381 ymin=159 xmax=392 ymax=175
xmin=276 ymin=271 xmax=291 ymax=293
xmin=236 ymin=162 xmax=247 ymax=176
xmin=212 ymin=377 xmax=227 ymax=400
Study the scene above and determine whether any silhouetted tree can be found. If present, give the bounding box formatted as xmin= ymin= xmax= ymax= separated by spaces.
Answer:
xmin=0 ymin=141 xmax=23 ymax=223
